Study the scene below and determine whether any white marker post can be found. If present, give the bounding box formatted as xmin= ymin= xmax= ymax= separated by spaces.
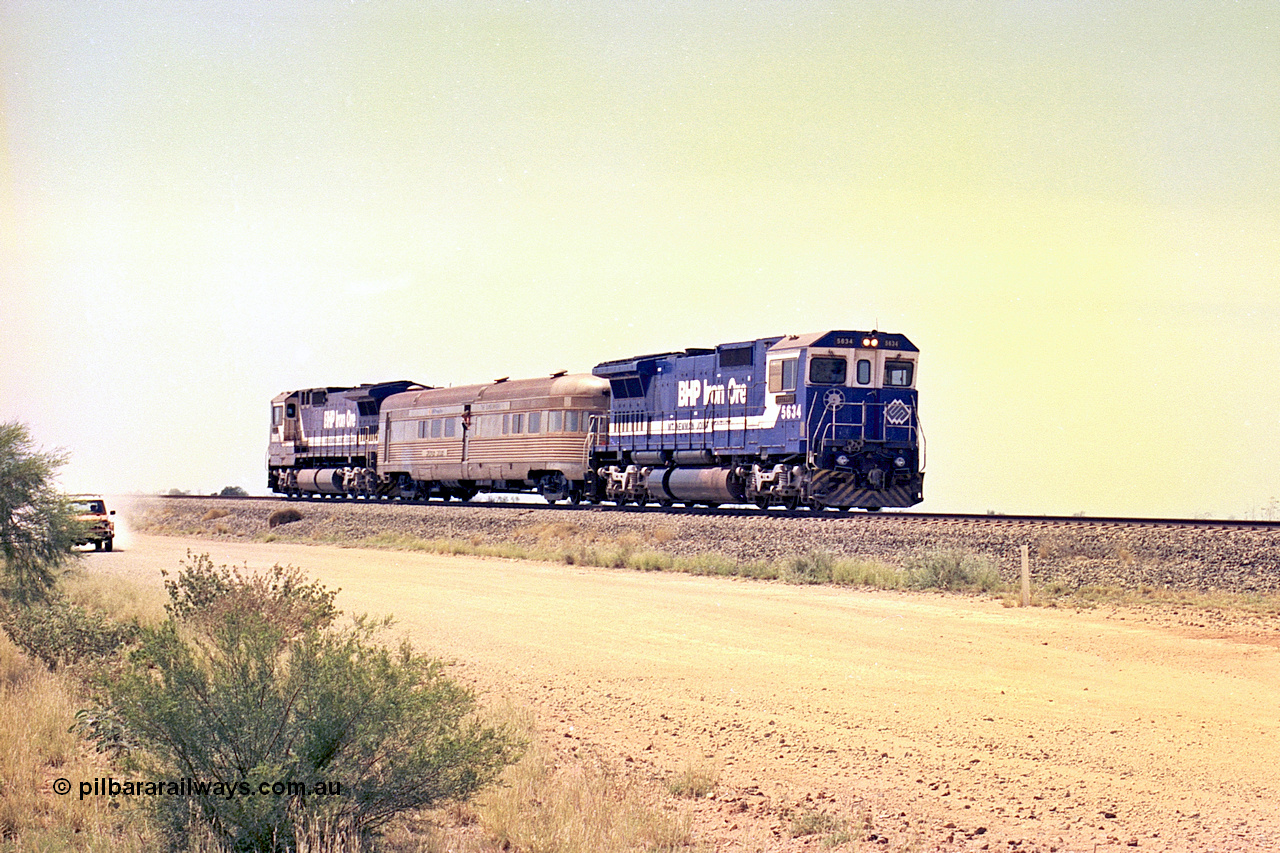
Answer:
xmin=1020 ymin=544 xmax=1031 ymax=607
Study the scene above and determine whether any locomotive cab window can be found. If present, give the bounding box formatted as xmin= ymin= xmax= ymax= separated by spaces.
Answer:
xmin=808 ymin=356 xmax=847 ymax=385
xmin=272 ymin=406 xmax=284 ymax=426
xmin=767 ymin=358 xmax=798 ymax=393
xmin=856 ymin=359 xmax=872 ymax=385
xmin=884 ymin=360 xmax=915 ymax=387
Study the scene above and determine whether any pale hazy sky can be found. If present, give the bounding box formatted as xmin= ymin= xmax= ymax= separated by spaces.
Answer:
xmin=2 ymin=2 xmax=1278 ymax=517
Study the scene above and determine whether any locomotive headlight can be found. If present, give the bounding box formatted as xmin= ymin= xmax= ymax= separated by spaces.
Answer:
xmin=894 ymin=456 xmax=907 ymax=468
xmin=836 ymin=454 xmax=850 ymax=467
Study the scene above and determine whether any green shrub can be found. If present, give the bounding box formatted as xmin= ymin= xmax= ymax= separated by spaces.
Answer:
xmin=0 ymin=597 xmax=140 ymax=670
xmin=97 ymin=554 xmax=521 ymax=852
xmin=905 ymin=551 xmax=1005 ymax=593
xmin=831 ymin=558 xmax=905 ymax=588
xmin=0 ymin=422 xmax=81 ymax=604
xmin=782 ymin=551 xmax=834 ymax=584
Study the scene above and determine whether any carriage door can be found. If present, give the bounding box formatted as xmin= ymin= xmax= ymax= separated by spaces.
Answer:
xmin=460 ymin=406 xmax=471 ymax=461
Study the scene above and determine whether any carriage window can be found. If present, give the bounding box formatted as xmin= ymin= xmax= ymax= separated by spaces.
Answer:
xmin=430 ymin=419 xmax=442 ymax=438
xmin=549 ymin=410 xmax=564 ymax=432
xmin=857 ymin=359 xmax=872 ymax=385
xmin=443 ymin=417 xmax=457 ymax=438
xmin=809 ymin=357 xmax=846 ymax=385
xmin=511 ymin=413 xmax=524 ymax=434
xmin=884 ymin=360 xmax=914 ymax=387
xmin=566 ymin=410 xmax=580 ymax=432
xmin=767 ymin=358 xmax=798 ymax=393
xmin=527 ymin=412 xmax=541 ymax=434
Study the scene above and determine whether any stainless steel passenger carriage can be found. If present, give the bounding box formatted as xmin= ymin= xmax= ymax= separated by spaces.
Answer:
xmin=380 ymin=373 xmax=611 ymax=502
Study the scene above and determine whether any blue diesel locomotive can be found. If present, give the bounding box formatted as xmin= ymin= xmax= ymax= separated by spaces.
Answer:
xmin=266 ymin=329 xmax=923 ymax=510
xmin=268 ymin=380 xmax=427 ymax=497
xmin=591 ymin=331 xmax=923 ymax=510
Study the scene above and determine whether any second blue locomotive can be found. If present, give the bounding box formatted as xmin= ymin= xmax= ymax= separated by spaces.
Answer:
xmin=267 ymin=329 xmax=923 ymax=510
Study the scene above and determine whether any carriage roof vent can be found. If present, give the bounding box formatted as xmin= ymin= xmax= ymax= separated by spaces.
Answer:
xmin=493 ymin=376 xmax=509 ymax=383
xmin=550 ymin=369 xmax=567 ymax=377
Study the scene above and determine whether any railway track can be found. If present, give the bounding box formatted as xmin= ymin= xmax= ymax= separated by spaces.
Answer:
xmin=157 ymin=493 xmax=1280 ymax=534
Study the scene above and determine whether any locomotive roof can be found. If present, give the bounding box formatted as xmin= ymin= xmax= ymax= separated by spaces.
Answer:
xmin=383 ymin=373 xmax=609 ymax=411
xmin=593 ymin=331 xmax=917 ymax=377
xmin=271 ymin=380 xmax=427 ymax=404
xmin=767 ymin=331 xmax=918 ymax=353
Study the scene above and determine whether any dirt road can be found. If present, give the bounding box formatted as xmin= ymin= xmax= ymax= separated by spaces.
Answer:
xmin=94 ymin=535 xmax=1280 ymax=851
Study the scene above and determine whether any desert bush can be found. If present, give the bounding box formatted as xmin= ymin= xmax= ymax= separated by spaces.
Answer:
xmin=0 ymin=422 xmax=81 ymax=604
xmin=97 ymin=554 xmax=520 ymax=852
xmin=905 ymin=551 xmax=1005 ymax=593
xmin=0 ymin=597 xmax=140 ymax=670
xmin=201 ymin=508 xmax=230 ymax=522
xmin=781 ymin=551 xmax=834 ymax=584
xmin=831 ymin=557 xmax=905 ymax=588
xmin=267 ymin=507 xmax=304 ymax=528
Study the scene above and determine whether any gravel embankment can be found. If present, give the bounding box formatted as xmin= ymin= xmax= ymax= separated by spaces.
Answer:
xmin=126 ymin=498 xmax=1280 ymax=594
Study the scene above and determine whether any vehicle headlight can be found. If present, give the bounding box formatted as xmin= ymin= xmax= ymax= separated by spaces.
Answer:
xmin=836 ymin=455 xmax=850 ymax=467
xmin=894 ymin=456 xmax=907 ymax=468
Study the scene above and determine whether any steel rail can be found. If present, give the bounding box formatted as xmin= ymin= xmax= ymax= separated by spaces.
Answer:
xmin=157 ymin=494 xmax=1280 ymax=532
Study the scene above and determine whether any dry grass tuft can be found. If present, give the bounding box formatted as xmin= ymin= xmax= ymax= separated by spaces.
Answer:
xmin=666 ymin=759 xmax=719 ymax=799
xmin=475 ymin=708 xmax=691 ymax=853
xmin=268 ymin=507 xmax=304 ymax=528
xmin=0 ymin=631 xmax=158 ymax=851
xmin=60 ymin=569 xmax=166 ymax=627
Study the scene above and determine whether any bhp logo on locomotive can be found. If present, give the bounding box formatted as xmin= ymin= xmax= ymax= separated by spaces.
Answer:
xmin=677 ymin=379 xmax=749 ymax=408
xmin=322 ymin=409 xmax=358 ymax=429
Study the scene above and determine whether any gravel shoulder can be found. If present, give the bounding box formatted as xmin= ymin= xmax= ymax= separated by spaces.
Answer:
xmin=103 ymin=500 xmax=1280 ymax=851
